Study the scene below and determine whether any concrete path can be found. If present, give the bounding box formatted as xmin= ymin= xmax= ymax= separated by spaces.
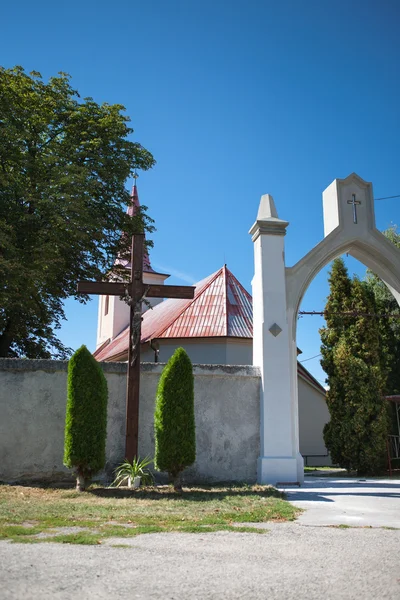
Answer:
xmin=1 ymin=524 xmax=400 ymax=599
xmin=280 ymin=476 xmax=400 ymax=527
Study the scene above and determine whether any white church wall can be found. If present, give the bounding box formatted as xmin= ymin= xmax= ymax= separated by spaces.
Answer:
xmin=298 ymin=377 xmax=331 ymax=467
xmin=0 ymin=359 xmax=260 ymax=484
xmin=225 ymin=339 xmax=252 ymax=365
xmin=141 ymin=339 xmax=230 ymax=365
xmin=96 ymin=295 xmax=130 ymax=348
xmin=110 ymin=296 xmax=130 ymax=341
xmin=140 ymin=338 xmax=253 ymax=366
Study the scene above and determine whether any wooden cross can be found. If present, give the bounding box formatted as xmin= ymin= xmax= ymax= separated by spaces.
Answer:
xmin=77 ymin=234 xmax=195 ymax=462
xmin=347 ymin=193 xmax=361 ymax=224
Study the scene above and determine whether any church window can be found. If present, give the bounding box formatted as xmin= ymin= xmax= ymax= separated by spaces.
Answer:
xmin=104 ymin=295 xmax=109 ymax=316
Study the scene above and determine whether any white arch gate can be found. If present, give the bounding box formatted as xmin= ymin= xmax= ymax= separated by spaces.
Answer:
xmin=250 ymin=173 xmax=400 ymax=485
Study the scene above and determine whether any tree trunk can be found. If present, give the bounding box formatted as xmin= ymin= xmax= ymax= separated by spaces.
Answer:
xmin=173 ymin=473 xmax=182 ymax=493
xmin=76 ymin=471 xmax=87 ymax=492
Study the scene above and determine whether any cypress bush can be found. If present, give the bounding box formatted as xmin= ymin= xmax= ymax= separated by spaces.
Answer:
xmin=154 ymin=347 xmax=195 ymax=490
xmin=321 ymin=261 xmax=389 ymax=475
xmin=324 ymin=339 xmax=388 ymax=474
xmin=64 ymin=345 xmax=108 ymax=491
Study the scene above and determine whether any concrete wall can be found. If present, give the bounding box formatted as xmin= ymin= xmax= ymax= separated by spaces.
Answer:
xmin=0 ymin=359 xmax=260 ymax=484
xmin=298 ymin=377 xmax=331 ymax=466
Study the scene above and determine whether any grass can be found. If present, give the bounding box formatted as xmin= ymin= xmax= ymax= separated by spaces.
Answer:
xmin=304 ymin=466 xmax=400 ymax=479
xmin=0 ymin=483 xmax=299 ymax=544
xmin=304 ymin=466 xmax=344 ymax=472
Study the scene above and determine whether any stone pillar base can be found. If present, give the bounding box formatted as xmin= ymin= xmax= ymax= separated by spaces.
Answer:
xmin=296 ymin=452 xmax=305 ymax=484
xmin=257 ymin=456 xmax=303 ymax=486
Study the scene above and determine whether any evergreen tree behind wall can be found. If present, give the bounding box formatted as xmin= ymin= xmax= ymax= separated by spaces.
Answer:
xmin=364 ymin=228 xmax=400 ymax=399
xmin=320 ymin=259 xmax=353 ymax=467
xmin=321 ymin=259 xmax=389 ymax=474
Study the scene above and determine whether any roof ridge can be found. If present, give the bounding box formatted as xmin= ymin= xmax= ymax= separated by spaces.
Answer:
xmin=146 ymin=266 xmax=224 ymax=341
xmin=225 ymin=266 xmax=252 ymax=300
xmin=223 ymin=265 xmax=229 ymax=337
xmin=93 ymin=338 xmax=111 ymax=358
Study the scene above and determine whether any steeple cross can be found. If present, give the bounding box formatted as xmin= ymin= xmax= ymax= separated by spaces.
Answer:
xmin=77 ymin=234 xmax=195 ymax=462
xmin=347 ymin=193 xmax=361 ymax=224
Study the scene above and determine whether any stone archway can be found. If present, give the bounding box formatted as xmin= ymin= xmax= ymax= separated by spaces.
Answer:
xmin=250 ymin=173 xmax=400 ymax=485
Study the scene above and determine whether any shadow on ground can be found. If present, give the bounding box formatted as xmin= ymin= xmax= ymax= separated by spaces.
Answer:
xmin=282 ymin=478 xmax=400 ymax=503
xmin=88 ymin=485 xmax=284 ymax=502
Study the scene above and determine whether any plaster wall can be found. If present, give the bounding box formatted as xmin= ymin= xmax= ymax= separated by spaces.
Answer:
xmin=141 ymin=338 xmax=252 ymax=366
xmin=97 ymin=295 xmax=130 ymax=348
xmin=141 ymin=339 xmax=229 ymax=365
xmin=226 ymin=339 xmax=252 ymax=365
xmin=298 ymin=378 xmax=331 ymax=466
xmin=0 ymin=359 xmax=260 ymax=484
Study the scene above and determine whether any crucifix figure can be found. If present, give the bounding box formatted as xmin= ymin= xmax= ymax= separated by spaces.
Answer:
xmin=77 ymin=234 xmax=195 ymax=462
xmin=347 ymin=193 xmax=361 ymax=224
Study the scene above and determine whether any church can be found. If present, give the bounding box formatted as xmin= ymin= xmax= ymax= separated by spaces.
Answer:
xmin=94 ymin=185 xmax=331 ymax=466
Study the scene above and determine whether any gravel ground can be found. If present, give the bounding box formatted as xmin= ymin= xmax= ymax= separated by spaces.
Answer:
xmin=1 ymin=523 xmax=400 ymax=600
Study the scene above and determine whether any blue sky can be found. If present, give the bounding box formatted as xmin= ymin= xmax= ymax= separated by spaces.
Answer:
xmin=2 ymin=0 xmax=399 ymax=384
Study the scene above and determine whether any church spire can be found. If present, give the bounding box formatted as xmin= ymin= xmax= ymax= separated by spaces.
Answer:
xmin=127 ymin=177 xmax=140 ymax=218
xmin=125 ymin=179 xmax=154 ymax=273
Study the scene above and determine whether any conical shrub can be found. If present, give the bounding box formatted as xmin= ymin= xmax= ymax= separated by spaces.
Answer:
xmin=64 ymin=345 xmax=108 ymax=490
xmin=154 ymin=347 xmax=195 ymax=489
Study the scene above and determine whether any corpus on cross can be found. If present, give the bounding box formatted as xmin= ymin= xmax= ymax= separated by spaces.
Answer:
xmin=77 ymin=233 xmax=195 ymax=462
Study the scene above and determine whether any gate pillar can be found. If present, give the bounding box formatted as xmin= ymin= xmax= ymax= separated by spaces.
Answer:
xmin=250 ymin=195 xmax=304 ymax=485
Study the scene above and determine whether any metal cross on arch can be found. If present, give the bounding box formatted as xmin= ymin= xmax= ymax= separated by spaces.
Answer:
xmin=347 ymin=193 xmax=361 ymax=224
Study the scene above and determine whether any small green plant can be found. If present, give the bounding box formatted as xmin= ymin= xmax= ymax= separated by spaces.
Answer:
xmin=64 ymin=345 xmax=108 ymax=491
xmin=154 ymin=347 xmax=196 ymax=491
xmin=111 ymin=456 xmax=154 ymax=487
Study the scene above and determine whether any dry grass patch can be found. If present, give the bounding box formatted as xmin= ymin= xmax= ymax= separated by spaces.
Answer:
xmin=0 ymin=483 xmax=299 ymax=544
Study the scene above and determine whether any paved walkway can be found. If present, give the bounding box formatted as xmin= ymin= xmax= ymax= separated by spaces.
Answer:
xmin=1 ymin=525 xmax=400 ymax=599
xmin=280 ymin=476 xmax=400 ymax=527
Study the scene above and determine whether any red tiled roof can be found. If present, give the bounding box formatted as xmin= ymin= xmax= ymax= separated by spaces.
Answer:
xmin=94 ymin=265 xmax=252 ymax=361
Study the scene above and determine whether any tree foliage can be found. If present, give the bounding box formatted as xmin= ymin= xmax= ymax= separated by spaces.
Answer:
xmin=364 ymin=227 xmax=400 ymax=396
xmin=64 ymin=345 xmax=108 ymax=490
xmin=321 ymin=259 xmax=388 ymax=475
xmin=0 ymin=66 xmax=155 ymax=358
xmin=320 ymin=259 xmax=353 ymax=466
xmin=154 ymin=348 xmax=196 ymax=489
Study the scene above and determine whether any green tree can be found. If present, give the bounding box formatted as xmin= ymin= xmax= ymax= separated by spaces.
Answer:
xmin=0 ymin=66 xmax=155 ymax=358
xmin=154 ymin=348 xmax=196 ymax=490
xmin=320 ymin=258 xmax=353 ymax=467
xmin=320 ymin=258 xmax=353 ymax=379
xmin=64 ymin=345 xmax=108 ymax=491
xmin=364 ymin=227 xmax=400 ymax=397
xmin=329 ymin=338 xmax=388 ymax=474
xmin=321 ymin=261 xmax=389 ymax=474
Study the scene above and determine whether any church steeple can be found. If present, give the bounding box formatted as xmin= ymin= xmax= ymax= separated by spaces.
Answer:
xmin=96 ymin=180 xmax=170 ymax=348
xmin=125 ymin=182 xmax=155 ymax=273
